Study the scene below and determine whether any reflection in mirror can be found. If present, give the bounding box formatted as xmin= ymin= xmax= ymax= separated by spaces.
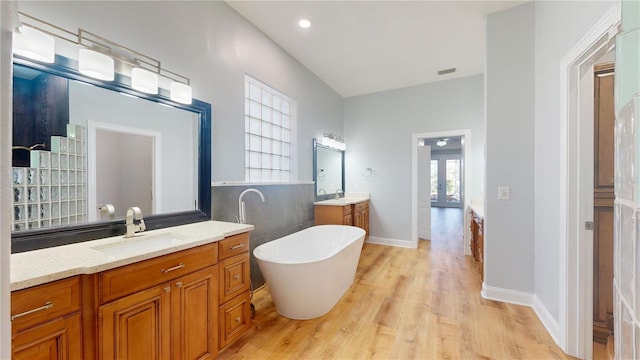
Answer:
xmin=12 ymin=64 xmax=198 ymax=231
xmin=11 ymin=57 xmax=211 ymax=253
xmin=313 ymin=139 xmax=345 ymax=200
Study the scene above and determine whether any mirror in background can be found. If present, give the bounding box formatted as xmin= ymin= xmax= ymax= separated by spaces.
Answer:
xmin=12 ymin=63 xmax=199 ymax=233
xmin=313 ymin=138 xmax=345 ymax=200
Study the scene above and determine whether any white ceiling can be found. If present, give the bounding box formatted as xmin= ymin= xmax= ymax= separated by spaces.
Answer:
xmin=226 ymin=0 xmax=526 ymax=98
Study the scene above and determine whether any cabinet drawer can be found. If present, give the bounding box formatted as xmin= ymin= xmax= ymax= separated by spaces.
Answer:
xmin=218 ymin=233 xmax=249 ymax=261
xmin=219 ymin=253 xmax=250 ymax=304
xmin=12 ymin=312 xmax=82 ymax=359
xmin=99 ymin=242 xmax=218 ymax=303
xmin=354 ymin=201 xmax=368 ymax=212
xmin=11 ymin=276 xmax=81 ymax=332
xmin=218 ymin=292 xmax=251 ymax=350
xmin=342 ymin=205 xmax=352 ymax=216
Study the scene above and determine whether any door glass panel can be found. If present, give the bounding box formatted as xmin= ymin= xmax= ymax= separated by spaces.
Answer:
xmin=446 ymin=159 xmax=460 ymax=203
xmin=430 ymin=160 xmax=438 ymax=202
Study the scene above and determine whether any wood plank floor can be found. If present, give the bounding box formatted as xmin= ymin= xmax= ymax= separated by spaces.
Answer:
xmin=218 ymin=208 xmax=571 ymax=359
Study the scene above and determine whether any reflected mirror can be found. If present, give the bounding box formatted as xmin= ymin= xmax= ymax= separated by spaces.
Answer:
xmin=11 ymin=57 xmax=211 ymax=253
xmin=313 ymin=138 xmax=345 ymax=200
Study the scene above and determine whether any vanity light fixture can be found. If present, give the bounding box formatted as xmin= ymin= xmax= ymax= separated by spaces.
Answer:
xmin=78 ymin=48 xmax=114 ymax=81
xmin=436 ymin=139 xmax=447 ymax=147
xmin=13 ymin=25 xmax=55 ymax=63
xmin=319 ymin=133 xmax=346 ymax=151
xmin=170 ymin=81 xmax=193 ymax=104
xmin=14 ymin=11 xmax=193 ymax=104
xmin=131 ymin=67 xmax=159 ymax=94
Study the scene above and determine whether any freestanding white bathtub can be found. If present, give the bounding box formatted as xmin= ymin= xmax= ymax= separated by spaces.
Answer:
xmin=253 ymin=225 xmax=366 ymax=320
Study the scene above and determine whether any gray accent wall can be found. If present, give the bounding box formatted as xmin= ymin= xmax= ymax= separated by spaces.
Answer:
xmin=211 ymin=184 xmax=315 ymax=288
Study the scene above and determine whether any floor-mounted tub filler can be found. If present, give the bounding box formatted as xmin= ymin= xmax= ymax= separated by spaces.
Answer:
xmin=254 ymin=225 xmax=366 ymax=320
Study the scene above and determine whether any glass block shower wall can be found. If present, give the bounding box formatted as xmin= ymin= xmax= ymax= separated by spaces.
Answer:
xmin=11 ymin=124 xmax=87 ymax=230
xmin=614 ymin=2 xmax=640 ymax=357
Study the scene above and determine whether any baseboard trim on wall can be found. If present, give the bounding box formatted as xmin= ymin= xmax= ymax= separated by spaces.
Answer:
xmin=481 ymin=283 xmax=534 ymax=306
xmin=366 ymin=236 xmax=415 ymax=249
xmin=533 ymin=295 xmax=561 ymax=346
xmin=481 ymin=283 xmax=560 ymax=346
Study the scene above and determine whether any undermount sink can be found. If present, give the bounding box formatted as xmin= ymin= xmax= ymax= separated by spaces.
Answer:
xmin=90 ymin=232 xmax=192 ymax=257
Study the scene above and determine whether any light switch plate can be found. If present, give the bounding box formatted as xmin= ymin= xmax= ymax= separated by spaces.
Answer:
xmin=498 ymin=186 xmax=510 ymax=200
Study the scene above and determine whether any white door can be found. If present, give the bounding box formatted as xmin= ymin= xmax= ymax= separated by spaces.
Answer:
xmin=418 ymin=145 xmax=431 ymax=240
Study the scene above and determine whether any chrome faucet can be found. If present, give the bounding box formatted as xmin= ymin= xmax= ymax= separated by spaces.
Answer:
xmin=335 ymin=189 xmax=343 ymax=200
xmin=238 ymin=188 xmax=265 ymax=224
xmin=125 ymin=207 xmax=146 ymax=238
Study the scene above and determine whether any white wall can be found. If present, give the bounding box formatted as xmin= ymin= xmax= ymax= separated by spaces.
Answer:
xmin=533 ymin=0 xmax=615 ymax=322
xmin=17 ymin=1 xmax=344 ymax=182
xmin=485 ymin=3 xmax=535 ymax=294
xmin=0 ymin=2 xmax=15 ymax=358
xmin=344 ymin=75 xmax=484 ymax=242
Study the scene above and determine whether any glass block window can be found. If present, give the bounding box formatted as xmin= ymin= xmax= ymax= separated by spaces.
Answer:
xmin=244 ymin=75 xmax=296 ymax=182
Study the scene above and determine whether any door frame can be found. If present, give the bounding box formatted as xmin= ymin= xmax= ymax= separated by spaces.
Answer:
xmin=87 ymin=120 xmax=162 ymax=221
xmin=559 ymin=3 xmax=620 ymax=358
xmin=417 ymin=145 xmax=431 ymax=240
xmin=411 ymin=128 xmax=471 ymax=253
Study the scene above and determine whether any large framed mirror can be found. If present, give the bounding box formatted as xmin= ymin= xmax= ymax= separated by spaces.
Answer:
xmin=11 ymin=55 xmax=211 ymax=253
xmin=313 ymin=138 xmax=345 ymax=201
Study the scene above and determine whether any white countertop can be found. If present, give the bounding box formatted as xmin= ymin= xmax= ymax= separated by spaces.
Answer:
xmin=469 ymin=203 xmax=484 ymax=218
xmin=11 ymin=220 xmax=253 ymax=291
xmin=313 ymin=193 xmax=370 ymax=206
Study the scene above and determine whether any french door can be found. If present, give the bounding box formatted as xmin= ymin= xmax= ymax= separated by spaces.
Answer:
xmin=430 ymin=155 xmax=462 ymax=208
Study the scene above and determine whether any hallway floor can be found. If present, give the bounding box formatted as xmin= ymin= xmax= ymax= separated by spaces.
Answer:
xmin=218 ymin=211 xmax=572 ymax=359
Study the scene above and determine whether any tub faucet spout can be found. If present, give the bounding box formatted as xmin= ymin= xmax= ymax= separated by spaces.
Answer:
xmin=335 ymin=189 xmax=343 ymax=200
xmin=238 ymin=188 xmax=265 ymax=224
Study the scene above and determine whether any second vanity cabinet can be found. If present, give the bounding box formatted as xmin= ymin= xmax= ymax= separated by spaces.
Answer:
xmin=98 ymin=243 xmax=219 ymax=360
xmin=315 ymin=200 xmax=369 ymax=238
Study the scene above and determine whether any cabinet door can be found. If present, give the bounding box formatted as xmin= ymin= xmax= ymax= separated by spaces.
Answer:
xmin=172 ymin=266 xmax=219 ymax=360
xmin=13 ymin=313 xmax=82 ymax=360
xmin=99 ymin=285 xmax=171 ymax=360
xmin=218 ymin=292 xmax=251 ymax=350
xmin=219 ymin=254 xmax=250 ymax=304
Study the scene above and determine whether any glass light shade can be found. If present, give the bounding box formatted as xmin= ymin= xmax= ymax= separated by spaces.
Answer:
xmin=13 ymin=26 xmax=55 ymax=63
xmin=78 ymin=49 xmax=114 ymax=81
xmin=170 ymin=81 xmax=192 ymax=104
xmin=436 ymin=140 xmax=447 ymax=147
xmin=131 ymin=68 xmax=158 ymax=94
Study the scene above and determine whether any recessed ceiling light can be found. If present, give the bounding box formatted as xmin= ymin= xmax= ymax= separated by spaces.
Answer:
xmin=298 ymin=18 xmax=311 ymax=29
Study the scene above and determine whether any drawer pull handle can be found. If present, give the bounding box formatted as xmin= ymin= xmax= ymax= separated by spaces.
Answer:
xmin=233 ymin=275 xmax=241 ymax=280
xmin=161 ymin=263 xmax=185 ymax=273
xmin=11 ymin=301 xmax=53 ymax=321
xmin=235 ymin=317 xmax=241 ymax=322
xmin=230 ymin=244 xmax=245 ymax=250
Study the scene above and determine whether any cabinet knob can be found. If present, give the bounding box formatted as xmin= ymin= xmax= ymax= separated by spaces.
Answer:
xmin=235 ymin=317 xmax=241 ymax=322
xmin=176 ymin=282 xmax=183 ymax=288
xmin=233 ymin=275 xmax=240 ymax=280
xmin=164 ymin=286 xmax=171 ymax=293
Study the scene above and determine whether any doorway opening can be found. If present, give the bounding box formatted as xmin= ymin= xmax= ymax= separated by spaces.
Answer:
xmin=87 ymin=121 xmax=161 ymax=221
xmin=411 ymin=129 xmax=471 ymax=254
xmin=559 ymin=4 xmax=620 ymax=358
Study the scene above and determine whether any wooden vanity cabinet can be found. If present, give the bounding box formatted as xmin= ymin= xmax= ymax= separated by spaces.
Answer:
xmin=11 ymin=276 xmax=83 ymax=360
xmin=315 ymin=200 xmax=369 ymax=238
xmin=217 ymin=233 xmax=252 ymax=350
xmin=97 ymin=243 xmax=219 ymax=360
xmin=469 ymin=209 xmax=484 ymax=281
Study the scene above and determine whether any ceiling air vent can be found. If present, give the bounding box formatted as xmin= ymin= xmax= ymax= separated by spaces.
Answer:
xmin=438 ymin=67 xmax=456 ymax=76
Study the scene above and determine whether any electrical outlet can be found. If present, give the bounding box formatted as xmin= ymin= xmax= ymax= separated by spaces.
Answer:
xmin=498 ymin=186 xmax=510 ymax=200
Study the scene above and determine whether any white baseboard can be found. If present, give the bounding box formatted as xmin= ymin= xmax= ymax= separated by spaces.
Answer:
xmin=366 ymin=236 xmax=415 ymax=248
xmin=481 ymin=283 xmax=534 ymax=306
xmin=481 ymin=283 xmax=561 ymax=348
xmin=533 ymin=295 xmax=561 ymax=346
